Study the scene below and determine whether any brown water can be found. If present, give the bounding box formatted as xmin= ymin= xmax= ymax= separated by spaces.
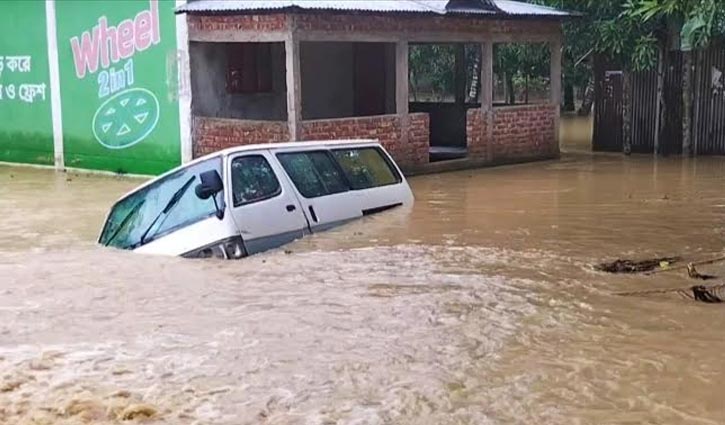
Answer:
xmin=3 ymin=150 xmax=725 ymax=424
xmin=560 ymin=114 xmax=594 ymax=153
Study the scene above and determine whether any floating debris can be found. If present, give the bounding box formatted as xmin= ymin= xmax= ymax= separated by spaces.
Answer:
xmin=595 ymin=257 xmax=680 ymax=274
xmin=689 ymin=285 xmax=724 ymax=303
xmin=616 ymin=283 xmax=725 ymax=303
xmin=686 ymin=263 xmax=717 ymax=280
xmin=646 ymin=254 xmax=725 ymax=275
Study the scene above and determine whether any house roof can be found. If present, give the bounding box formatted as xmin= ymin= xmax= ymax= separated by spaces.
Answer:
xmin=176 ymin=0 xmax=575 ymax=18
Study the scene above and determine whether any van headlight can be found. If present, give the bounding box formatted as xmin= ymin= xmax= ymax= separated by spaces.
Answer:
xmin=181 ymin=236 xmax=246 ymax=260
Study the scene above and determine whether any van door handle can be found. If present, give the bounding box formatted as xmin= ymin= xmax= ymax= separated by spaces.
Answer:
xmin=286 ymin=204 xmax=296 ymax=212
xmin=308 ymin=205 xmax=319 ymax=223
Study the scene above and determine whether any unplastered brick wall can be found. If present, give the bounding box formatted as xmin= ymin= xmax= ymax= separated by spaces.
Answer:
xmin=299 ymin=114 xmax=429 ymax=168
xmin=407 ymin=113 xmax=430 ymax=167
xmin=187 ymin=14 xmax=288 ymax=33
xmin=466 ymin=108 xmax=488 ymax=159
xmin=491 ymin=104 xmax=557 ymax=160
xmin=187 ymin=13 xmax=559 ymax=39
xmin=295 ymin=14 xmax=559 ymax=38
xmin=193 ymin=116 xmax=289 ymax=157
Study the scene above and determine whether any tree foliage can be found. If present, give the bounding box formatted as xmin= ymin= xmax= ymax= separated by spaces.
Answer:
xmin=409 ymin=42 xmax=550 ymax=104
xmin=409 ymin=44 xmax=456 ymax=101
xmin=493 ymin=43 xmax=550 ymax=104
xmin=627 ymin=0 xmax=724 ymax=51
xmin=408 ymin=1 xmax=725 ymax=107
xmin=537 ymin=0 xmax=659 ymax=73
xmin=542 ymin=0 xmax=723 ymax=70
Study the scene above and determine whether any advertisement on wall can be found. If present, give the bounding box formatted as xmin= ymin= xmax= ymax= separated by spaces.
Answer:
xmin=56 ymin=0 xmax=181 ymax=175
xmin=0 ymin=0 xmax=54 ymax=165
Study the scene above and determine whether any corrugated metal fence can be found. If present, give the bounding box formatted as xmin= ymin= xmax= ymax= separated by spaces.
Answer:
xmin=592 ymin=56 xmax=623 ymax=152
xmin=660 ymin=51 xmax=683 ymax=155
xmin=630 ymin=68 xmax=657 ymax=153
xmin=594 ymin=47 xmax=725 ymax=155
xmin=694 ymin=48 xmax=725 ymax=155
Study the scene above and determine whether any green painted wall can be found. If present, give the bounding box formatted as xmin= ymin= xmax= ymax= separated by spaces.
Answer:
xmin=0 ymin=0 xmax=54 ymax=165
xmin=55 ymin=0 xmax=181 ymax=174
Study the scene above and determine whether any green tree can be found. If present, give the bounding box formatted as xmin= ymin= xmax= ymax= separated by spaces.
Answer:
xmin=539 ymin=0 xmax=659 ymax=117
xmin=409 ymin=44 xmax=483 ymax=103
xmin=409 ymin=44 xmax=456 ymax=102
xmin=627 ymin=0 xmax=723 ymax=51
xmin=493 ymin=43 xmax=549 ymax=105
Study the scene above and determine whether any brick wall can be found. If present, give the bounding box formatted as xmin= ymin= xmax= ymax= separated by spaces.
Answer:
xmin=295 ymin=14 xmax=560 ymax=37
xmin=193 ymin=116 xmax=289 ymax=157
xmin=194 ymin=108 xmax=556 ymax=168
xmin=407 ymin=113 xmax=431 ymax=167
xmin=194 ymin=114 xmax=430 ymax=167
xmin=466 ymin=108 xmax=488 ymax=159
xmin=491 ymin=104 xmax=558 ymax=160
xmin=188 ymin=13 xmax=559 ymax=39
xmin=299 ymin=114 xmax=429 ymax=168
xmin=187 ymin=14 xmax=288 ymax=33
xmin=466 ymin=104 xmax=558 ymax=162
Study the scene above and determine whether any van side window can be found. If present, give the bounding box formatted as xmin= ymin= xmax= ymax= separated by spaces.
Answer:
xmin=231 ymin=155 xmax=282 ymax=207
xmin=332 ymin=147 xmax=401 ymax=190
xmin=277 ymin=151 xmax=349 ymax=198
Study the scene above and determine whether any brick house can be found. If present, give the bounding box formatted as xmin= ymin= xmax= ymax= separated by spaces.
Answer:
xmin=176 ymin=0 xmax=571 ymax=173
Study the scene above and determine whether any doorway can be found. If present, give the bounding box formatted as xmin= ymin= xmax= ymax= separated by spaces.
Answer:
xmin=408 ymin=43 xmax=481 ymax=162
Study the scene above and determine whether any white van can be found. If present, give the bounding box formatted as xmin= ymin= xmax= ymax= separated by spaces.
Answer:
xmin=98 ymin=140 xmax=414 ymax=259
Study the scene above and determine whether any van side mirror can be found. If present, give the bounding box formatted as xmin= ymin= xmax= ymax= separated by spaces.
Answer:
xmin=195 ymin=170 xmax=223 ymax=199
xmin=195 ymin=170 xmax=225 ymax=219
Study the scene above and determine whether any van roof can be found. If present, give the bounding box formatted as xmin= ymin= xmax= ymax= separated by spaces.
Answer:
xmin=111 ymin=139 xmax=383 ymax=203
xmin=213 ymin=138 xmax=380 ymax=160
xmin=189 ymin=138 xmax=381 ymax=165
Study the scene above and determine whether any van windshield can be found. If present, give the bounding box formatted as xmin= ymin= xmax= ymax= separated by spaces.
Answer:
xmin=99 ymin=157 xmax=223 ymax=250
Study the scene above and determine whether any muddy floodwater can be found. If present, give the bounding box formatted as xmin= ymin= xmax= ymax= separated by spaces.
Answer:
xmin=3 ymin=148 xmax=725 ymax=424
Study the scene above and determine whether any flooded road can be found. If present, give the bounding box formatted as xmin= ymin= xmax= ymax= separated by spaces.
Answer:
xmin=2 ymin=151 xmax=725 ymax=424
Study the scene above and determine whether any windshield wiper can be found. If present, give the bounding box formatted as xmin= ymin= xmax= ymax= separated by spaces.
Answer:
xmin=137 ymin=175 xmax=196 ymax=247
xmin=103 ymin=199 xmax=145 ymax=247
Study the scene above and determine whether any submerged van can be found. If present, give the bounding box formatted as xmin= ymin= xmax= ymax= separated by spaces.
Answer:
xmin=98 ymin=140 xmax=414 ymax=259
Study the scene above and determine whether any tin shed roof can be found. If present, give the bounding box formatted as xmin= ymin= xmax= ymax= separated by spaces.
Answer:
xmin=176 ymin=0 xmax=574 ymax=18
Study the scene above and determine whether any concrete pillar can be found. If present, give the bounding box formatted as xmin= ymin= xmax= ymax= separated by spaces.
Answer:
xmin=550 ymin=38 xmax=562 ymax=107
xmin=175 ymin=0 xmax=192 ymax=163
xmin=45 ymin=0 xmax=64 ymax=170
xmin=454 ymin=43 xmax=466 ymax=104
xmin=550 ymin=37 xmax=562 ymax=151
xmin=396 ymin=40 xmax=410 ymax=148
xmin=480 ymin=41 xmax=493 ymax=160
xmin=395 ymin=41 xmax=409 ymax=115
xmin=285 ymin=37 xmax=301 ymax=141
